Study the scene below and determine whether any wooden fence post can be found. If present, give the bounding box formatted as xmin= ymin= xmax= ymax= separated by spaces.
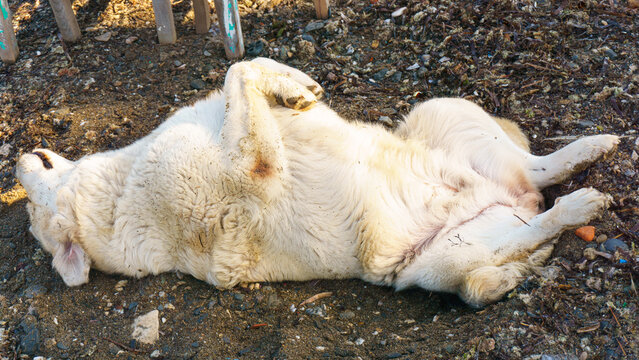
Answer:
xmin=0 ymin=0 xmax=19 ymax=63
xmin=312 ymin=0 xmax=329 ymax=19
xmin=213 ymin=0 xmax=243 ymax=59
xmin=48 ymin=0 xmax=81 ymax=42
xmin=152 ymin=0 xmax=177 ymax=44
xmin=193 ymin=0 xmax=210 ymax=34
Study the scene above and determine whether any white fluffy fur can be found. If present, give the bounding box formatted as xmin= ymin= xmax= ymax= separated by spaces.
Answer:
xmin=16 ymin=59 xmax=619 ymax=307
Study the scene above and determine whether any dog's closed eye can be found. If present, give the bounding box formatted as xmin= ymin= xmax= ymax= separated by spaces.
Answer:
xmin=33 ymin=151 xmax=53 ymax=169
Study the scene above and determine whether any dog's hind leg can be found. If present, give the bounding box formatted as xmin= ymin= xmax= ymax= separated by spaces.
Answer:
xmin=522 ymin=135 xmax=620 ymax=189
xmin=459 ymin=187 xmax=610 ymax=306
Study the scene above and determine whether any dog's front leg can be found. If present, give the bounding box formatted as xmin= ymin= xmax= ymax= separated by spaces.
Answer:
xmin=220 ymin=61 xmax=318 ymax=199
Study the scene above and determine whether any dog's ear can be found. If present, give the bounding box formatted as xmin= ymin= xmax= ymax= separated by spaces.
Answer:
xmin=52 ymin=241 xmax=90 ymax=286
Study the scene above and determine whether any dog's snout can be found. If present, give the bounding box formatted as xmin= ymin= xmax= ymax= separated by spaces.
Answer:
xmin=32 ymin=151 xmax=53 ymax=169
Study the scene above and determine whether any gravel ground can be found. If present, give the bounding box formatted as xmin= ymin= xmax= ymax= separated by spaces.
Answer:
xmin=1 ymin=0 xmax=638 ymax=358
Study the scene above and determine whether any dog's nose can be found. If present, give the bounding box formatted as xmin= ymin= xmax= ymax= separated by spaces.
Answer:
xmin=32 ymin=151 xmax=53 ymax=169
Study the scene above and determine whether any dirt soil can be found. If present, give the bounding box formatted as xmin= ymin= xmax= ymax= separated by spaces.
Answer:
xmin=1 ymin=0 xmax=639 ymax=358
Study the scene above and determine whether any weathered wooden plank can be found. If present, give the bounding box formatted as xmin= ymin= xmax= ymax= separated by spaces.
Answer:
xmin=48 ymin=0 xmax=81 ymax=42
xmin=213 ymin=0 xmax=244 ymax=59
xmin=192 ymin=0 xmax=210 ymax=34
xmin=312 ymin=0 xmax=329 ymax=19
xmin=152 ymin=0 xmax=177 ymax=44
xmin=0 ymin=0 xmax=19 ymax=63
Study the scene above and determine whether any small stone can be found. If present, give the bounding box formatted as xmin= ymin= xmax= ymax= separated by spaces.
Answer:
xmin=23 ymin=284 xmax=47 ymax=299
xmin=417 ymin=67 xmax=427 ymax=78
xmin=150 ymin=350 xmax=162 ymax=358
xmin=246 ymin=41 xmax=265 ymax=57
xmin=108 ymin=343 xmax=121 ymax=355
xmin=0 ymin=143 xmax=11 ymax=156
xmin=339 ymin=310 xmax=355 ymax=320
xmin=602 ymin=238 xmax=628 ymax=253
xmin=305 ymin=305 xmax=327 ymax=317
xmin=203 ymin=50 xmax=212 ymax=57
xmin=386 ymin=352 xmax=402 ymax=359
xmin=190 ymin=79 xmax=206 ymax=90
xmin=95 ymin=32 xmax=112 ymax=42
xmin=191 ymin=342 xmax=199 ymax=348
xmin=19 ymin=316 xmax=40 ymax=355
xmin=392 ymin=7 xmax=407 ymax=17
xmin=631 ymin=151 xmax=638 ymax=162
xmin=373 ymin=69 xmax=388 ymax=82
xmin=390 ymin=71 xmax=402 ymax=82
xmin=577 ymin=120 xmax=595 ymax=128
xmin=354 ymin=338 xmax=365 ymax=345
xmin=378 ymin=116 xmax=393 ymax=127
xmin=595 ymin=234 xmax=607 ymax=244
xmin=125 ymin=36 xmax=138 ymax=44
xmin=575 ymin=226 xmax=595 ymax=242
xmin=56 ymin=342 xmax=69 ymax=350
xmin=233 ymin=293 xmax=245 ymax=301
xmin=131 ymin=310 xmax=159 ymax=344
xmin=85 ymin=130 xmax=97 ymax=141
xmin=305 ymin=21 xmax=325 ymax=32
xmin=371 ymin=40 xmax=380 ymax=49
xmin=603 ymin=48 xmax=618 ymax=59
xmin=174 ymin=60 xmax=183 ymax=67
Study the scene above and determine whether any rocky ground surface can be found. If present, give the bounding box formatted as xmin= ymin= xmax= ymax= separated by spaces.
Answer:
xmin=1 ymin=0 xmax=639 ymax=358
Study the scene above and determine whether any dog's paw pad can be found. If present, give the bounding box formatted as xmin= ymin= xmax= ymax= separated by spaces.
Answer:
xmin=306 ymin=84 xmax=324 ymax=98
xmin=278 ymin=94 xmax=317 ymax=111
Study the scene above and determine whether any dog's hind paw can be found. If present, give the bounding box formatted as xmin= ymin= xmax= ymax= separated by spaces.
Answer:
xmin=553 ymin=188 xmax=611 ymax=227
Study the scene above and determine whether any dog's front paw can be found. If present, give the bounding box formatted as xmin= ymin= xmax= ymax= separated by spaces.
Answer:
xmin=553 ymin=188 xmax=611 ymax=227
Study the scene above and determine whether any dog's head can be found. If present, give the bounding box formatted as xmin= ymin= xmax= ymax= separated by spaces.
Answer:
xmin=16 ymin=149 xmax=90 ymax=286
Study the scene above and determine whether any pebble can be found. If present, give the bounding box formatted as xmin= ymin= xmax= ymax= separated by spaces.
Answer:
xmin=23 ymin=284 xmax=47 ymax=299
xmin=539 ymin=266 xmax=560 ymax=282
xmin=190 ymin=79 xmax=206 ymax=90
xmin=354 ymin=338 xmax=365 ymax=345
xmin=390 ymin=71 xmax=402 ymax=82
xmin=305 ymin=21 xmax=325 ymax=32
xmin=173 ymin=60 xmax=183 ymax=67
xmin=56 ymin=342 xmax=69 ymax=350
xmin=125 ymin=36 xmax=138 ymax=44
xmin=246 ymin=41 xmax=265 ymax=57
xmin=108 ymin=343 xmax=121 ymax=355
xmin=632 ymin=151 xmax=638 ymax=162
xmin=233 ymin=293 xmax=245 ymax=301
xmin=373 ymin=69 xmax=389 ymax=82
xmin=577 ymin=120 xmax=595 ymax=128
xmin=305 ymin=305 xmax=327 ymax=317
xmin=150 ymin=350 xmax=162 ymax=358
xmin=203 ymin=50 xmax=212 ymax=57
xmin=131 ymin=310 xmax=159 ymax=344
xmin=339 ymin=310 xmax=355 ymax=320
xmin=595 ymin=234 xmax=608 ymax=244
xmin=378 ymin=116 xmax=393 ymax=127
xmin=602 ymin=238 xmax=628 ymax=253
xmin=386 ymin=352 xmax=402 ymax=359
xmin=603 ymin=48 xmax=618 ymax=59
xmin=94 ymin=32 xmax=112 ymax=42
xmin=19 ymin=316 xmax=40 ymax=355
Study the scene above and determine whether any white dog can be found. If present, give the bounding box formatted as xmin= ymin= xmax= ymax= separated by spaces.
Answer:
xmin=16 ymin=58 xmax=618 ymax=307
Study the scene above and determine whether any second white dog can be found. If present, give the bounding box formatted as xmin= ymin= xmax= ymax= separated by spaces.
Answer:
xmin=16 ymin=58 xmax=618 ymax=307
